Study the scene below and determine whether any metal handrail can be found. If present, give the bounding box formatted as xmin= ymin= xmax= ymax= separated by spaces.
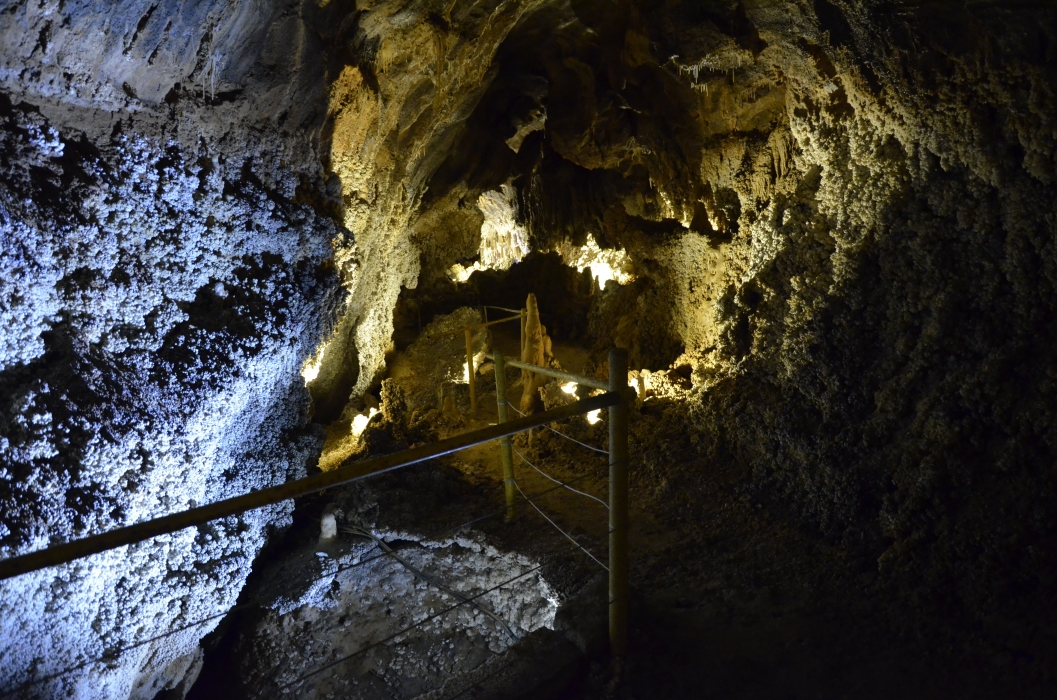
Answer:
xmin=491 ymin=347 xmax=631 ymax=657
xmin=0 ymin=392 xmax=620 ymax=581
xmin=484 ymin=353 xmax=611 ymax=391
xmin=423 ymin=313 xmax=522 ymax=340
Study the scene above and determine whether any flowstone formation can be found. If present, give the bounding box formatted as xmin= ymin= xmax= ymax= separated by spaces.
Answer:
xmin=0 ymin=1 xmax=346 ymax=696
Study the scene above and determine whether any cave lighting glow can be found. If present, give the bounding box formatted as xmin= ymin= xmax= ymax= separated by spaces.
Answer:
xmin=447 ymin=184 xmax=530 ymax=283
xmin=586 ymin=409 xmax=601 ymax=425
xmin=566 ymin=234 xmax=633 ymax=287
xmin=351 ymin=407 xmax=379 ymax=438
xmin=456 ymin=351 xmax=488 ymax=383
xmin=561 ymin=382 xmax=577 ymax=395
xmin=301 ymin=347 xmax=326 ymax=384
xmin=478 ymin=184 xmax=531 ymax=270
xmin=447 ymin=260 xmax=488 ymax=283
xmin=633 ymin=370 xmax=653 ymax=397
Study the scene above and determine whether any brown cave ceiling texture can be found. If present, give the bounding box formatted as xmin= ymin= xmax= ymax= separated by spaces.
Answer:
xmin=1 ymin=0 xmax=1056 ymax=698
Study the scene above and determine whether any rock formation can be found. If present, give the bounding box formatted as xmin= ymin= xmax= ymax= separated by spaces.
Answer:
xmin=519 ymin=293 xmax=557 ymax=415
xmin=0 ymin=1 xmax=343 ymax=696
xmin=1 ymin=0 xmax=1056 ymax=696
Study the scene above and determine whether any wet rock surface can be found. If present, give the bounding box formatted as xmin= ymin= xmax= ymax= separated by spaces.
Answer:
xmin=192 ymin=457 xmax=608 ymax=700
xmin=230 ymin=501 xmax=560 ymax=698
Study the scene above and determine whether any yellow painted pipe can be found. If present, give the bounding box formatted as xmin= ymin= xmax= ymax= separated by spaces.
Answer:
xmin=465 ymin=328 xmax=476 ymax=414
xmin=493 ymin=351 xmax=516 ymax=520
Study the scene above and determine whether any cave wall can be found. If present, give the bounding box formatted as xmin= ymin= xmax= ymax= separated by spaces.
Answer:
xmin=314 ymin=0 xmax=1057 ymax=656
xmin=308 ymin=0 xmax=559 ymax=409
xmin=699 ymin=0 xmax=1057 ymax=650
xmin=0 ymin=1 xmax=347 ymax=696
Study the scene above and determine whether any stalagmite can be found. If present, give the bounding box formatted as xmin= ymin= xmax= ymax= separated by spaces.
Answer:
xmin=519 ymin=293 xmax=560 ymax=415
xmin=520 ymin=294 xmax=545 ymax=415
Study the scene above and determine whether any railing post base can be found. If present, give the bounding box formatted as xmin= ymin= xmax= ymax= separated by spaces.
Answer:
xmin=608 ymin=347 xmax=629 ymax=658
xmin=494 ymin=352 xmax=516 ymax=520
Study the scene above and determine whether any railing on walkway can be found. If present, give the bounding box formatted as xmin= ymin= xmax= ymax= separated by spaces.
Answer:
xmin=0 ymin=347 xmax=633 ymax=696
xmin=491 ymin=348 xmax=630 ymax=657
xmin=425 ymin=310 xmax=525 ymax=413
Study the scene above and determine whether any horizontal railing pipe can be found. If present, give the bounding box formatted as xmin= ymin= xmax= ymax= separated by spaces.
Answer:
xmin=484 ymin=354 xmax=611 ymax=391
xmin=0 ymin=392 xmax=621 ymax=581
xmin=424 ymin=314 xmax=523 ymax=340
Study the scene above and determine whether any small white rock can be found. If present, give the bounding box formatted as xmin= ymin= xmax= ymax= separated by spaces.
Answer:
xmin=320 ymin=513 xmax=337 ymax=541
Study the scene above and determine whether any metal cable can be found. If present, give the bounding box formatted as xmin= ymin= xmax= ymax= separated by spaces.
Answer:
xmin=0 ymin=602 xmax=252 ymax=699
xmin=511 ymin=479 xmax=609 ymax=573
xmin=544 ymin=425 xmax=609 ymax=455
xmin=0 ymin=477 xmax=592 ymax=698
xmin=481 ymin=305 xmax=523 ymax=315
xmin=279 ymin=565 xmax=545 ymax=691
xmin=538 ymin=421 xmax=610 ymax=455
xmin=342 ymin=526 xmax=519 ymax=642
xmin=507 ymin=403 xmax=609 ymax=455
xmin=512 ymin=447 xmax=608 ymax=510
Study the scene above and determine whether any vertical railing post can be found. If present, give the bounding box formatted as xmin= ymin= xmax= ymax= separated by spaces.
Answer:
xmin=608 ymin=347 xmax=629 ymax=657
xmin=520 ymin=308 xmax=526 ymax=360
xmin=493 ymin=352 xmax=517 ymax=520
xmin=465 ymin=328 xmax=477 ymax=414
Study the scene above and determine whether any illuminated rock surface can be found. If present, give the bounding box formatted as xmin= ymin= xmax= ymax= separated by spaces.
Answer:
xmin=1 ymin=0 xmax=1056 ymax=698
xmin=0 ymin=2 xmax=342 ymax=696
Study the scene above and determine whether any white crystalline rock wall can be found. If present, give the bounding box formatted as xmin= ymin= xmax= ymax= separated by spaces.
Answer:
xmin=477 ymin=183 xmax=531 ymax=271
xmin=0 ymin=1 xmax=345 ymax=697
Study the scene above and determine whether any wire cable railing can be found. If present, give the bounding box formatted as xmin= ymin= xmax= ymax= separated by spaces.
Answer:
xmin=0 ymin=394 xmax=618 ymax=583
xmin=492 ymin=347 xmax=630 ymax=658
xmin=259 ymin=467 xmax=611 ymax=694
xmin=506 ymin=402 xmax=610 ymax=455
xmin=0 ymin=473 xmax=600 ymax=699
xmin=511 ymin=445 xmax=608 ymax=510
xmin=0 ymin=348 xmax=633 ymax=694
xmin=512 ymin=479 xmax=609 ymax=572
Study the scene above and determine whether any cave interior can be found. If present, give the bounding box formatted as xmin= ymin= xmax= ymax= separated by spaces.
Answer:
xmin=1 ymin=0 xmax=1057 ymax=698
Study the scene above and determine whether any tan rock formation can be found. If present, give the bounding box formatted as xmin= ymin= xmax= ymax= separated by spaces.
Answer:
xmin=519 ymin=293 xmax=547 ymax=415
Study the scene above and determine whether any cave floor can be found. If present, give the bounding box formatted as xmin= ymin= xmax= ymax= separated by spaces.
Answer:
xmin=191 ymin=324 xmax=1047 ymax=699
xmin=448 ymin=382 xmax=1031 ymax=699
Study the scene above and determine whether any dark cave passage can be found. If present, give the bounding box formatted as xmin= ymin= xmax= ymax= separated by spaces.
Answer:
xmin=394 ymin=252 xmax=597 ymax=353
